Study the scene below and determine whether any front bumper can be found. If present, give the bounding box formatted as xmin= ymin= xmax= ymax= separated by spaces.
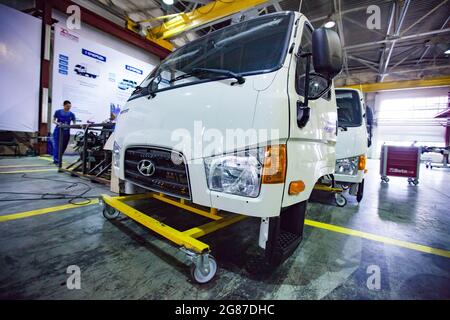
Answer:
xmin=334 ymin=169 xmax=365 ymax=184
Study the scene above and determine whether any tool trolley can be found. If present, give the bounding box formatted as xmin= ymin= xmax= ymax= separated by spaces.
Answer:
xmin=380 ymin=145 xmax=421 ymax=185
xmin=100 ymin=192 xmax=245 ymax=284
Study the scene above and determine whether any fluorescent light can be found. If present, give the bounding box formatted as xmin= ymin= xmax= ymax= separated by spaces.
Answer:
xmin=163 ymin=0 xmax=174 ymax=4
xmin=324 ymin=21 xmax=336 ymax=28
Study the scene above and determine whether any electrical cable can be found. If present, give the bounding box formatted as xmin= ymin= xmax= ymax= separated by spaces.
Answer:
xmin=0 ymin=174 xmax=101 ymax=205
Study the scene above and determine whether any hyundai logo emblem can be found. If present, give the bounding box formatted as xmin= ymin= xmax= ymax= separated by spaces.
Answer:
xmin=137 ymin=159 xmax=156 ymax=177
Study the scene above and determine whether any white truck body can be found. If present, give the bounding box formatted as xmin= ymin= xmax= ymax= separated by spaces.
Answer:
xmin=334 ymin=88 xmax=368 ymax=202
xmin=113 ymin=11 xmax=343 ymax=265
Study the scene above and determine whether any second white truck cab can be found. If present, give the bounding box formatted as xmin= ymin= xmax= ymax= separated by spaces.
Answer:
xmin=334 ymin=88 xmax=371 ymax=203
xmin=113 ymin=11 xmax=343 ymax=267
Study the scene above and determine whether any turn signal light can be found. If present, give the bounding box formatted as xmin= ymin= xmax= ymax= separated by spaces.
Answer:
xmin=289 ymin=180 xmax=305 ymax=195
xmin=358 ymin=155 xmax=367 ymax=170
xmin=262 ymin=145 xmax=287 ymax=184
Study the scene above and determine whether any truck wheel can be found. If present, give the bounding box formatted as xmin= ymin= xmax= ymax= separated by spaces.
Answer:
xmin=190 ymin=255 xmax=217 ymax=284
xmin=335 ymin=194 xmax=347 ymax=207
xmin=103 ymin=204 xmax=119 ymax=220
xmin=356 ymin=180 xmax=364 ymax=203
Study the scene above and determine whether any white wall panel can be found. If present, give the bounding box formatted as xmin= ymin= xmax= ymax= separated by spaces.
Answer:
xmin=0 ymin=4 xmax=41 ymax=132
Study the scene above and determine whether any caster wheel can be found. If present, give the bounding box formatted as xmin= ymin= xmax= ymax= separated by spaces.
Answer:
xmin=190 ymin=256 xmax=217 ymax=284
xmin=103 ymin=204 xmax=119 ymax=220
xmin=413 ymin=179 xmax=419 ymax=186
xmin=335 ymin=194 xmax=347 ymax=207
xmin=381 ymin=176 xmax=389 ymax=183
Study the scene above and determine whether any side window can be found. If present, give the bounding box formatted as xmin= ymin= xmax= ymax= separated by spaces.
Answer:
xmin=295 ymin=24 xmax=331 ymax=101
xmin=295 ymin=24 xmax=313 ymax=96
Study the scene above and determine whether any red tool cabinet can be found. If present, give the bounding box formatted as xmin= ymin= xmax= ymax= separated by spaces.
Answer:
xmin=380 ymin=145 xmax=421 ymax=185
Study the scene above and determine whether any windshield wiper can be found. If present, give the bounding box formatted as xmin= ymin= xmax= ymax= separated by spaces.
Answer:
xmin=169 ymin=68 xmax=246 ymax=85
xmin=132 ymin=86 xmax=142 ymax=93
xmin=192 ymin=68 xmax=245 ymax=85
xmin=169 ymin=69 xmax=205 ymax=84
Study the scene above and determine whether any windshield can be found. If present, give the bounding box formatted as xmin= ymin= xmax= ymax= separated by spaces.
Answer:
xmin=130 ymin=12 xmax=293 ymax=100
xmin=336 ymin=90 xmax=363 ymax=127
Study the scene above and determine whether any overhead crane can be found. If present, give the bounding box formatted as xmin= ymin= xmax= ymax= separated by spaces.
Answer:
xmin=126 ymin=0 xmax=270 ymax=51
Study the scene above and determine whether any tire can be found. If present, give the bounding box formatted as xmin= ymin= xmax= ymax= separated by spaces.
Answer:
xmin=190 ymin=256 xmax=217 ymax=284
xmin=335 ymin=194 xmax=347 ymax=207
xmin=356 ymin=180 xmax=364 ymax=203
xmin=102 ymin=204 xmax=119 ymax=220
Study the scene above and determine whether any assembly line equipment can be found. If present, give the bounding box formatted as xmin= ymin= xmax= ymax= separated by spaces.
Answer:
xmin=99 ymin=192 xmax=246 ymax=284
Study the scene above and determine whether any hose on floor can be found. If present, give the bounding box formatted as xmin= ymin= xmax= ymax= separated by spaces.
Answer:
xmin=0 ymin=174 xmax=99 ymax=205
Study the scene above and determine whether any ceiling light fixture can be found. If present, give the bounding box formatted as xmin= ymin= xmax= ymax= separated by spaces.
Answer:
xmin=445 ymin=48 xmax=450 ymax=55
xmin=324 ymin=20 xmax=336 ymax=28
xmin=163 ymin=0 xmax=174 ymax=5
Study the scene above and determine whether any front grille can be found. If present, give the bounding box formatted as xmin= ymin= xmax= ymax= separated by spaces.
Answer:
xmin=124 ymin=147 xmax=190 ymax=199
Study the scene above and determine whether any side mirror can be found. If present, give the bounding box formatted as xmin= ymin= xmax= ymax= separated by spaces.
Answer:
xmin=312 ymin=28 xmax=343 ymax=79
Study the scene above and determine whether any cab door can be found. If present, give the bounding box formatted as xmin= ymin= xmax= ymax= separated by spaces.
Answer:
xmin=283 ymin=20 xmax=338 ymax=207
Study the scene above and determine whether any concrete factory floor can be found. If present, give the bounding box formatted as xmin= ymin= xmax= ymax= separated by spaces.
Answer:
xmin=0 ymin=156 xmax=449 ymax=300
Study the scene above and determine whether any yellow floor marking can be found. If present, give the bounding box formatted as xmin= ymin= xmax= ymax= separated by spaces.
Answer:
xmin=0 ymin=199 xmax=99 ymax=222
xmin=0 ymin=164 xmax=50 ymax=168
xmin=305 ymin=219 xmax=450 ymax=258
xmin=0 ymin=169 xmax=56 ymax=174
xmin=39 ymin=156 xmax=68 ymax=165
xmin=38 ymin=156 xmax=54 ymax=161
xmin=0 ymin=196 xmax=448 ymax=259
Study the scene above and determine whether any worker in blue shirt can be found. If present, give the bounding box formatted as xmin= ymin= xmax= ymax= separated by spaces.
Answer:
xmin=52 ymin=100 xmax=76 ymax=164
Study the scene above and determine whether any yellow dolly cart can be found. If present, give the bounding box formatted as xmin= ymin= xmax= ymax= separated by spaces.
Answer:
xmin=99 ymin=192 xmax=245 ymax=284
xmin=313 ymin=183 xmax=346 ymax=207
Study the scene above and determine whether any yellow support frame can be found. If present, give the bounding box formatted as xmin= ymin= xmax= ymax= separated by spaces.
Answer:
xmin=313 ymin=183 xmax=343 ymax=193
xmin=339 ymin=75 xmax=450 ymax=93
xmin=100 ymin=193 xmax=246 ymax=254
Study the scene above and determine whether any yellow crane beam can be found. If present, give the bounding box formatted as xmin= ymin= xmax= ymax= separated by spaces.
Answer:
xmin=339 ymin=76 xmax=450 ymax=93
xmin=127 ymin=0 xmax=269 ymax=52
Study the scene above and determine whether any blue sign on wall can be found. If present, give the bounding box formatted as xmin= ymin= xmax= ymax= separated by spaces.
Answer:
xmin=125 ymin=65 xmax=143 ymax=75
xmin=58 ymin=54 xmax=69 ymax=76
xmin=82 ymin=49 xmax=107 ymax=62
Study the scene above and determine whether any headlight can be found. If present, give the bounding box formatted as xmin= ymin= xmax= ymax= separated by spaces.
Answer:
xmin=204 ymin=149 xmax=263 ymax=198
xmin=204 ymin=145 xmax=287 ymax=198
xmin=113 ymin=141 xmax=121 ymax=168
xmin=335 ymin=156 xmax=359 ymax=175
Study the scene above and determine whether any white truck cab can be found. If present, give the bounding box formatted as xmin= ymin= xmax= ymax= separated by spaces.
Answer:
xmin=113 ymin=11 xmax=343 ymax=266
xmin=334 ymin=88 xmax=371 ymax=203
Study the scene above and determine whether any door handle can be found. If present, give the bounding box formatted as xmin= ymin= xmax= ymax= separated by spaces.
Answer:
xmin=297 ymin=101 xmax=310 ymax=128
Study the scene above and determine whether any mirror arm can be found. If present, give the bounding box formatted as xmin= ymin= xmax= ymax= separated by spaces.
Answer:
xmin=299 ymin=52 xmax=312 ymax=107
